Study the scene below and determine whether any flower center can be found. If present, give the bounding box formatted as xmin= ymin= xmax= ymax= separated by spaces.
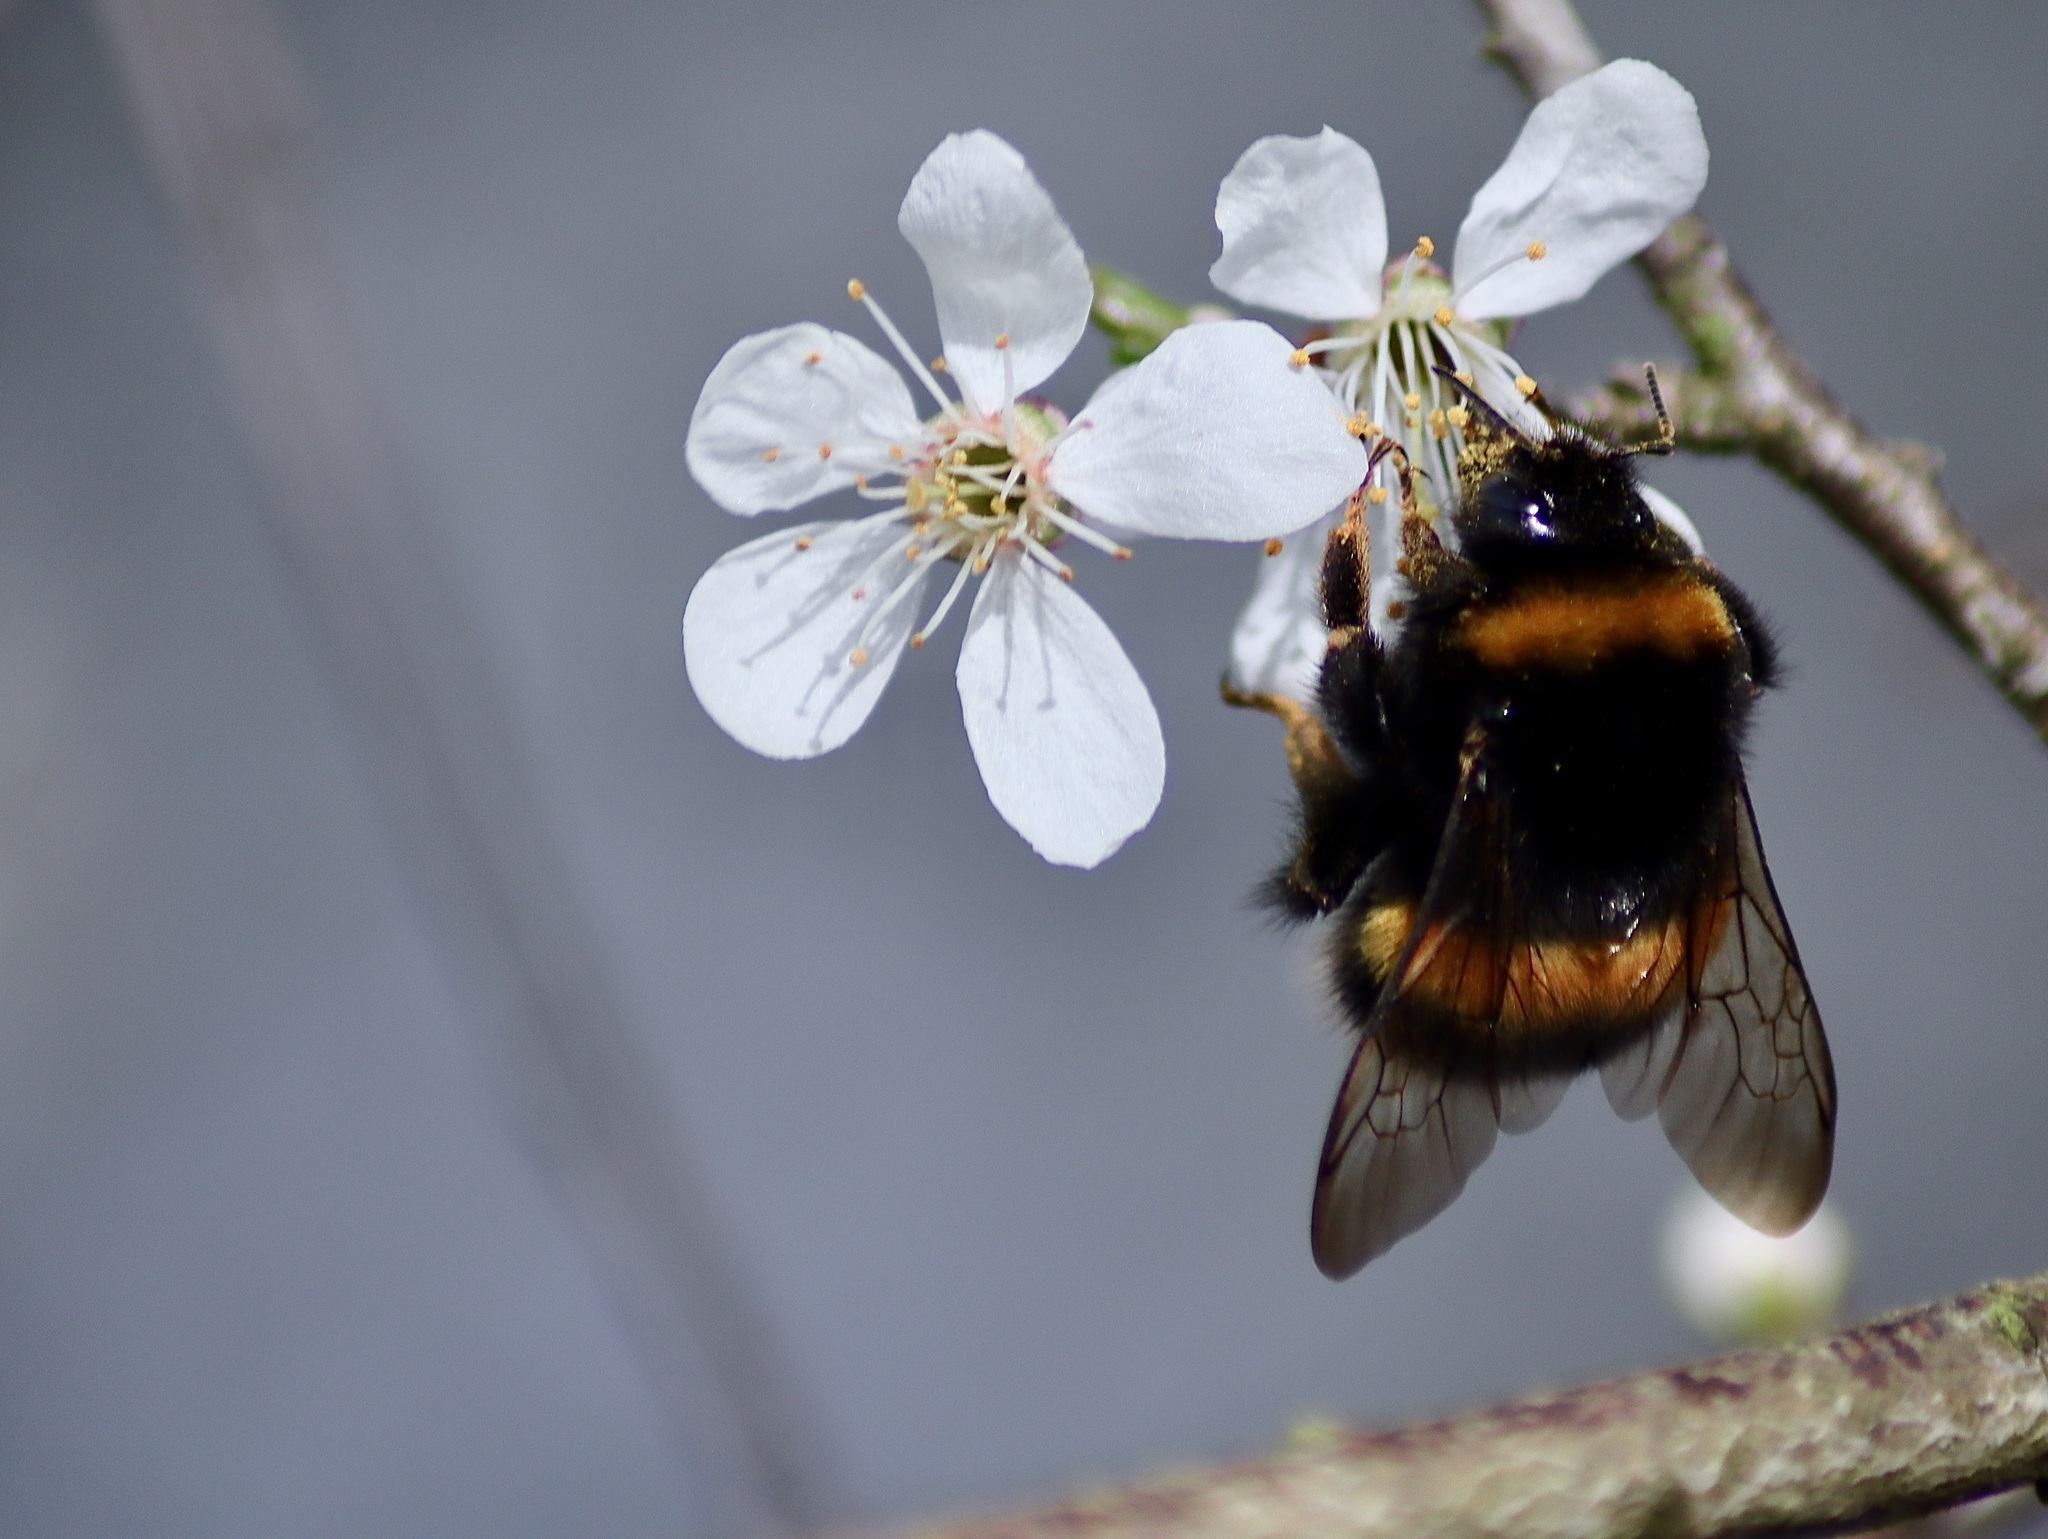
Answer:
xmin=833 ymin=282 xmax=1131 ymax=661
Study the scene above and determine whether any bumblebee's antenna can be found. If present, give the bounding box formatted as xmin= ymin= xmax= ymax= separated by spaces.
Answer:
xmin=1624 ymin=364 xmax=1677 ymax=457
xmin=1429 ymin=365 xmax=1525 ymax=443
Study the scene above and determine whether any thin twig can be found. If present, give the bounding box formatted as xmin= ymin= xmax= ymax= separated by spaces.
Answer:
xmin=1473 ymin=0 xmax=2048 ymax=745
xmin=899 ymin=1273 xmax=2048 ymax=1539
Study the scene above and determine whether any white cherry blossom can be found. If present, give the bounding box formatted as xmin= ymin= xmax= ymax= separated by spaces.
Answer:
xmin=1214 ymin=60 xmax=1708 ymax=695
xmin=685 ymin=130 xmax=1366 ymax=867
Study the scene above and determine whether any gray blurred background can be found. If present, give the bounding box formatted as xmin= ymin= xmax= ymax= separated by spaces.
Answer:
xmin=0 ymin=1 xmax=2044 ymax=1534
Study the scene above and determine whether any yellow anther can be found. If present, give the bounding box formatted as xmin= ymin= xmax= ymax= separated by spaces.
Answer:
xmin=803 ymin=350 xmax=822 ymax=365
xmin=888 ymin=443 xmax=906 ymax=461
xmin=1433 ymin=306 xmax=1454 ymax=326
xmin=793 ymin=536 xmax=813 ymax=551
xmin=950 ymin=448 xmax=967 ymax=465
xmin=1289 ymin=348 xmax=1312 ymax=367
xmin=1413 ymin=236 xmax=1435 ymax=259
xmin=1525 ymin=240 xmax=1547 ymax=261
xmin=849 ymin=646 xmax=869 ymax=666
xmin=994 ymin=332 xmax=1010 ymax=350
xmin=1263 ymin=537 xmax=1284 ymax=557
xmin=1404 ymin=392 xmax=1421 ymax=410
xmin=932 ymin=356 xmax=948 ymax=373
xmin=1446 ymin=406 xmax=1470 ymax=429
xmin=854 ymin=471 xmax=868 ymax=489
xmin=910 ymin=634 xmax=926 ymax=651
xmin=1404 ymin=413 xmax=1421 ymax=430
xmin=972 ymin=552 xmax=991 ymax=574
xmin=905 ymin=481 xmax=928 ymax=513
xmin=847 ymin=279 xmax=866 ymax=300
xmin=1112 ymin=546 xmax=1132 ymax=560
xmin=1057 ymin=565 xmax=1074 ymax=582
xmin=1428 ymin=408 xmax=1448 ymax=440
xmin=1514 ymin=374 xmax=1538 ymax=397
xmin=905 ymin=543 xmax=921 ymax=561
xmin=817 ymin=442 xmax=832 ymax=460
xmin=1344 ymin=413 xmax=1374 ymax=438
xmin=1367 ymin=485 xmax=1389 ymax=504
xmin=761 ymin=446 xmax=781 ymax=462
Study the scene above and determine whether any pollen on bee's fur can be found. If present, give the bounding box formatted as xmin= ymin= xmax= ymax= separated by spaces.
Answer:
xmin=1413 ymin=236 xmax=1435 ymax=260
xmin=761 ymin=446 xmax=780 ymax=462
xmin=1433 ymin=306 xmax=1454 ymax=326
xmin=1515 ymin=374 xmax=1538 ymax=397
xmin=846 ymin=279 xmax=866 ymax=300
xmin=1525 ymin=240 xmax=1547 ymax=261
xmin=1264 ymin=537 xmax=1284 ymax=557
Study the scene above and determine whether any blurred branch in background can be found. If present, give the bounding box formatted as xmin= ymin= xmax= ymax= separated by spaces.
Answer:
xmin=86 ymin=0 xmax=823 ymax=1531
xmin=1473 ymin=0 xmax=2048 ymax=751
xmin=904 ymin=1272 xmax=2048 ymax=1539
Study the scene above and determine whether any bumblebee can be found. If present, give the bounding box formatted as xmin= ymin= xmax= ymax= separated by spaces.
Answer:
xmin=1238 ymin=378 xmax=1835 ymax=1278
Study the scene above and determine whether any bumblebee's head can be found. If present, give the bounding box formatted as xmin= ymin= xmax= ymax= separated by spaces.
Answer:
xmin=1443 ymin=364 xmax=1688 ymax=569
xmin=1457 ymin=436 xmax=1667 ymax=565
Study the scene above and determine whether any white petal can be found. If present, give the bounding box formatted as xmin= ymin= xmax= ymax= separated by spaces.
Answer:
xmin=683 ymin=514 xmax=929 ymax=758
xmin=898 ymin=130 xmax=1091 ymax=412
xmin=1047 ymin=320 xmax=1366 ymax=542
xmin=686 ymin=324 xmax=926 ymax=515
xmin=1452 ymin=60 xmax=1708 ymax=321
xmin=955 ymin=550 xmax=1164 ymax=868
xmin=1227 ymin=512 xmax=1331 ymax=701
xmin=1209 ymin=128 xmax=1388 ymax=321
xmin=1639 ymin=482 xmax=1706 ymax=555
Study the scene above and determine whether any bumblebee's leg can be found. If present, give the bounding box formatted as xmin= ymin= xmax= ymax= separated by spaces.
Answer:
xmin=1220 ymin=677 xmax=1388 ymax=920
xmin=1320 ymin=484 xmax=1372 ymax=636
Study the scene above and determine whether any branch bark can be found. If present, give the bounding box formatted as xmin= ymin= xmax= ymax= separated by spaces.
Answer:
xmin=1473 ymin=0 xmax=2048 ymax=746
xmin=904 ymin=1274 xmax=2048 ymax=1539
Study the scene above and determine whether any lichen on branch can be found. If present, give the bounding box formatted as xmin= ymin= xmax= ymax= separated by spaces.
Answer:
xmin=904 ymin=1273 xmax=2048 ymax=1539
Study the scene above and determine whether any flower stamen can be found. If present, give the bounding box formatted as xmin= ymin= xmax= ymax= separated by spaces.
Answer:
xmin=848 ymin=280 xmax=953 ymax=411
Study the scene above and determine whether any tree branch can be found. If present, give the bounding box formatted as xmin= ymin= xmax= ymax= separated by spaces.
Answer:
xmin=1472 ymin=0 xmax=2048 ymax=746
xmin=903 ymin=1274 xmax=2048 ymax=1539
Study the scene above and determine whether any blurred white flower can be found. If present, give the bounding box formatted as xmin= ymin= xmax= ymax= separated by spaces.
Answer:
xmin=1214 ymin=59 xmax=1708 ymax=693
xmin=1661 ymin=1185 xmax=1853 ymax=1344
xmin=685 ymin=130 xmax=1365 ymax=868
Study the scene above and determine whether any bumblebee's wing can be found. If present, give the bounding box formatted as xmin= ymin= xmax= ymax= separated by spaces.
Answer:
xmin=1651 ymin=779 xmax=1836 ymax=1234
xmin=1311 ymin=1035 xmax=1502 ymax=1277
xmin=1310 ymin=730 xmax=1571 ymax=1278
